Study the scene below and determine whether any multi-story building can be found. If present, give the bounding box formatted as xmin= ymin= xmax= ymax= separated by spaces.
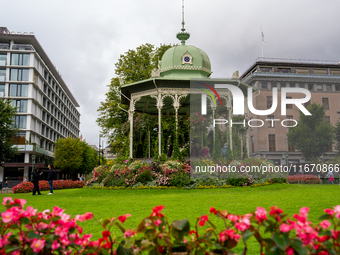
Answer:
xmin=240 ymin=57 xmax=340 ymax=165
xmin=0 ymin=27 xmax=80 ymax=187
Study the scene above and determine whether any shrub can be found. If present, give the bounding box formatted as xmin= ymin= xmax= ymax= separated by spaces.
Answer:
xmin=12 ymin=180 xmax=85 ymax=193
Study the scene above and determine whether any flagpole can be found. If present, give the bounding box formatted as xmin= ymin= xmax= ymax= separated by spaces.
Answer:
xmin=261 ymin=27 xmax=265 ymax=60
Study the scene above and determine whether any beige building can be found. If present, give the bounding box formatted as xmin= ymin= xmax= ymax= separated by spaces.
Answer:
xmin=240 ymin=58 xmax=340 ymax=165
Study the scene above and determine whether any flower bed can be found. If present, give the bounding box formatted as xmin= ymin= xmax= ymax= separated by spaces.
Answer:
xmin=86 ymin=159 xmax=287 ymax=189
xmin=12 ymin=180 xmax=85 ymax=193
xmin=0 ymin=197 xmax=339 ymax=254
xmin=287 ymin=174 xmax=321 ymax=184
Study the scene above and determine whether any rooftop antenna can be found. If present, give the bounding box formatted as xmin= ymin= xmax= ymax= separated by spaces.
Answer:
xmin=177 ymin=0 xmax=190 ymax=45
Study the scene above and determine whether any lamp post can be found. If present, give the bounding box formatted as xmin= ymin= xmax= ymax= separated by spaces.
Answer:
xmin=31 ymin=154 xmax=36 ymax=180
xmin=285 ymin=152 xmax=289 ymax=166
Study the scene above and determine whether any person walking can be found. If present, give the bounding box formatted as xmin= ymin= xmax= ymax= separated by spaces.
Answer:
xmin=4 ymin=177 xmax=8 ymax=189
xmin=47 ymin=164 xmax=55 ymax=195
xmin=327 ymin=171 xmax=335 ymax=184
xmin=32 ymin=167 xmax=42 ymax=195
xmin=221 ymin=143 xmax=228 ymax=158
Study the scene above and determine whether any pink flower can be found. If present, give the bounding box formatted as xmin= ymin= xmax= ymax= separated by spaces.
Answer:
xmin=1 ymin=210 xmax=14 ymax=223
xmin=227 ymin=214 xmax=239 ymax=222
xmin=2 ymin=197 xmax=13 ymax=206
xmin=320 ymin=220 xmax=331 ymax=229
xmin=280 ymin=223 xmax=292 ymax=232
xmin=124 ymin=229 xmax=136 ymax=238
xmin=31 ymin=238 xmax=45 ymax=253
xmin=118 ymin=214 xmax=131 ymax=223
xmin=286 ymin=247 xmax=294 ymax=255
xmin=334 ymin=205 xmax=340 ymax=219
xmin=255 ymin=207 xmax=267 ymax=223
xmin=51 ymin=240 xmax=60 ymax=250
xmin=324 ymin=208 xmax=334 ymax=216
xmin=155 ymin=219 xmax=162 ymax=226
xmin=299 ymin=207 xmax=309 ymax=217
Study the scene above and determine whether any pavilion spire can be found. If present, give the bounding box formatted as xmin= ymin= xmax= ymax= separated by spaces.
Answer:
xmin=176 ymin=0 xmax=190 ymax=45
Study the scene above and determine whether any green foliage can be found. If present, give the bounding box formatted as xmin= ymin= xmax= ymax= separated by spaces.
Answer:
xmin=97 ymin=44 xmax=173 ymax=157
xmin=287 ymin=103 xmax=334 ymax=161
xmin=334 ymin=121 xmax=340 ymax=153
xmin=54 ymin=137 xmax=98 ymax=174
xmin=0 ymin=99 xmax=18 ymax=165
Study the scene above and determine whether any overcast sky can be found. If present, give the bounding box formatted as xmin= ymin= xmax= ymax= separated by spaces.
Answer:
xmin=3 ymin=0 xmax=340 ymax=147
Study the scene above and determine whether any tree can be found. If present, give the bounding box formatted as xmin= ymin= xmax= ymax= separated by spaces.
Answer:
xmin=54 ymin=137 xmax=98 ymax=175
xmin=97 ymin=43 xmax=173 ymax=155
xmin=287 ymin=103 xmax=333 ymax=161
xmin=0 ymin=99 xmax=17 ymax=166
xmin=334 ymin=121 xmax=340 ymax=153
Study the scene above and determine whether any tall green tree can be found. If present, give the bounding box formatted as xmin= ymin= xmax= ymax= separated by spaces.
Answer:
xmin=54 ymin=137 xmax=98 ymax=175
xmin=287 ymin=103 xmax=333 ymax=161
xmin=0 ymin=99 xmax=17 ymax=166
xmin=97 ymin=43 xmax=172 ymax=155
xmin=334 ymin=121 xmax=340 ymax=154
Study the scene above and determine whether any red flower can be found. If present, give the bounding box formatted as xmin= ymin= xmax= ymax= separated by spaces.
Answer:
xmin=210 ymin=207 xmax=217 ymax=215
xmin=102 ymin=230 xmax=111 ymax=238
xmin=151 ymin=205 xmax=165 ymax=217
xmin=199 ymin=215 xmax=208 ymax=227
xmin=118 ymin=214 xmax=131 ymax=223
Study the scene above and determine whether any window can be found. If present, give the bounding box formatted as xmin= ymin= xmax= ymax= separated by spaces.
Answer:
xmin=260 ymin=67 xmax=272 ymax=72
xmin=286 ymin=97 xmax=293 ymax=109
xmin=287 ymin=115 xmax=294 ymax=126
xmin=308 ymin=84 xmax=314 ymax=90
xmin=280 ymin=83 xmax=286 ymax=88
xmin=14 ymin=115 xmax=27 ymax=129
xmin=289 ymin=83 xmax=295 ymax=88
xmin=266 ymin=96 xmax=272 ymax=109
xmin=0 ymin=54 xmax=7 ymax=66
xmin=271 ymin=82 xmax=277 ymax=88
xmin=322 ymin=98 xmax=329 ymax=110
xmin=278 ymin=68 xmax=290 ymax=73
xmin=10 ymin=99 xmax=28 ymax=113
xmin=0 ymin=70 xmax=5 ymax=82
xmin=325 ymin=116 xmax=330 ymax=124
xmin=335 ymin=85 xmax=340 ymax=91
xmin=12 ymin=131 xmax=26 ymax=145
xmin=267 ymin=115 xmax=275 ymax=128
xmin=317 ymin=84 xmax=323 ymax=91
xmin=304 ymin=100 xmax=311 ymax=109
xmin=338 ymin=112 xmax=340 ymax=121
xmin=0 ymin=84 xmax=4 ymax=97
xmin=326 ymin=85 xmax=332 ymax=91
xmin=268 ymin=134 xmax=276 ymax=152
xmin=10 ymin=69 xmax=29 ymax=81
xmin=9 ymin=84 xmax=28 ymax=97
xmin=288 ymin=144 xmax=295 ymax=152
xmin=11 ymin=54 xmax=30 ymax=66
xmin=299 ymin=83 xmax=305 ymax=88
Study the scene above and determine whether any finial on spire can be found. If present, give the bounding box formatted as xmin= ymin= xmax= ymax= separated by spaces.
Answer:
xmin=177 ymin=0 xmax=190 ymax=45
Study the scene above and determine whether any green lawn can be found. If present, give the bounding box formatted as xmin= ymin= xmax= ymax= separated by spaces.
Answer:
xmin=1 ymin=184 xmax=339 ymax=254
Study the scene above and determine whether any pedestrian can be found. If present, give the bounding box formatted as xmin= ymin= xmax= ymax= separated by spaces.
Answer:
xmin=32 ymin=167 xmax=42 ymax=195
xmin=47 ymin=164 xmax=55 ymax=195
xmin=326 ymin=171 xmax=335 ymax=184
xmin=221 ymin=143 xmax=228 ymax=157
xmin=191 ymin=142 xmax=200 ymax=157
xmin=4 ymin=177 xmax=8 ymax=188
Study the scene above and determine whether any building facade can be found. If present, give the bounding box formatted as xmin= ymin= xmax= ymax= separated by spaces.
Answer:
xmin=240 ymin=57 xmax=340 ymax=165
xmin=0 ymin=27 xmax=80 ymax=187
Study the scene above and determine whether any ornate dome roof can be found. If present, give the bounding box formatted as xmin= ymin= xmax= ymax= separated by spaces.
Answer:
xmin=159 ymin=45 xmax=212 ymax=78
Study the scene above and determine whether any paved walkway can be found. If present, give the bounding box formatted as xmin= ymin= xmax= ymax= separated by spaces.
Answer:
xmin=0 ymin=188 xmax=13 ymax=194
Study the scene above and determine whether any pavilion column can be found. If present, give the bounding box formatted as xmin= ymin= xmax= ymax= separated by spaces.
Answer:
xmin=157 ymin=95 xmax=163 ymax=156
xmin=129 ymin=110 xmax=134 ymax=159
xmin=228 ymin=107 xmax=233 ymax=151
xmin=129 ymin=98 xmax=135 ymax=159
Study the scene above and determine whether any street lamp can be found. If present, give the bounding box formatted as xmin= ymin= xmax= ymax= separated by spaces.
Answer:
xmin=285 ymin=152 xmax=289 ymax=166
xmin=31 ymin=154 xmax=36 ymax=179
